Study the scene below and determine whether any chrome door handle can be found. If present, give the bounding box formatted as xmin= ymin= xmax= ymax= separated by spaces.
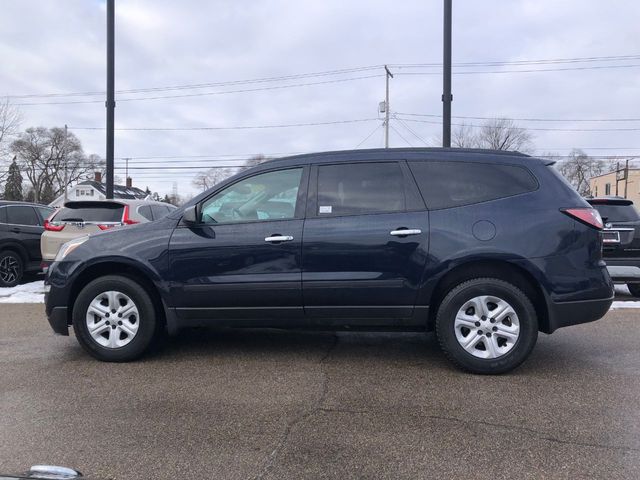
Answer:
xmin=265 ymin=235 xmax=294 ymax=243
xmin=390 ymin=229 xmax=422 ymax=236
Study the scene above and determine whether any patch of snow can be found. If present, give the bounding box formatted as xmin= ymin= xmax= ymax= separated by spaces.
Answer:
xmin=614 ymin=284 xmax=631 ymax=296
xmin=610 ymin=301 xmax=640 ymax=310
xmin=0 ymin=280 xmax=45 ymax=303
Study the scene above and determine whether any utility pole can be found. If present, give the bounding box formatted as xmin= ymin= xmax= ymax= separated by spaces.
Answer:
xmin=442 ymin=0 xmax=452 ymax=147
xmin=125 ymin=157 xmax=129 ymax=180
xmin=384 ymin=65 xmax=394 ymax=148
xmin=63 ymin=124 xmax=68 ymax=202
xmin=624 ymin=158 xmax=630 ymax=199
xmin=106 ymin=0 xmax=115 ymax=199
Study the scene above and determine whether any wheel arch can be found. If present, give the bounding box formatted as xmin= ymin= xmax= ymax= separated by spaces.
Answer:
xmin=427 ymin=259 xmax=550 ymax=333
xmin=0 ymin=241 xmax=29 ymax=265
xmin=68 ymin=260 xmax=168 ymax=331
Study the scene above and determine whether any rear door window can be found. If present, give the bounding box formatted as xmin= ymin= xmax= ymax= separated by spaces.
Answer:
xmin=54 ymin=202 xmax=125 ymax=223
xmin=6 ymin=206 xmax=40 ymax=226
xmin=409 ymin=161 xmax=538 ymax=210
xmin=0 ymin=207 xmax=7 ymax=224
xmin=316 ymin=162 xmax=406 ymax=216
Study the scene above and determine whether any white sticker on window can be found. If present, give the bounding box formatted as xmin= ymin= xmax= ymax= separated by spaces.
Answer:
xmin=319 ymin=205 xmax=332 ymax=214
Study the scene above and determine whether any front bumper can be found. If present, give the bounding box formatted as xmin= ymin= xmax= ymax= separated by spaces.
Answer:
xmin=545 ymin=294 xmax=614 ymax=334
xmin=44 ymin=260 xmax=77 ymax=336
xmin=47 ymin=306 xmax=69 ymax=336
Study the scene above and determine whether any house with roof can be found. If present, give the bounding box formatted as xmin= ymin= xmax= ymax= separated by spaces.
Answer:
xmin=49 ymin=172 xmax=148 ymax=208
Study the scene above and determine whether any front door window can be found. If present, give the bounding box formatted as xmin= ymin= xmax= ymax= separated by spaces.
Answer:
xmin=200 ymin=168 xmax=303 ymax=224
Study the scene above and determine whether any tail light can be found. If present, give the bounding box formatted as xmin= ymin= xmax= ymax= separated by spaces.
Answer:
xmin=122 ymin=205 xmax=139 ymax=225
xmin=97 ymin=224 xmax=115 ymax=231
xmin=561 ymin=208 xmax=604 ymax=230
xmin=44 ymin=219 xmax=65 ymax=232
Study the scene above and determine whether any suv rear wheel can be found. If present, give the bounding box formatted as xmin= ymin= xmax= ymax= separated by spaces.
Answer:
xmin=0 ymin=250 xmax=23 ymax=287
xmin=436 ymin=278 xmax=538 ymax=374
xmin=72 ymin=275 xmax=157 ymax=361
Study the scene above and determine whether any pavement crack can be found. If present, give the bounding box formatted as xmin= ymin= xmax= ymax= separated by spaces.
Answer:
xmin=252 ymin=334 xmax=339 ymax=480
xmin=425 ymin=414 xmax=640 ymax=453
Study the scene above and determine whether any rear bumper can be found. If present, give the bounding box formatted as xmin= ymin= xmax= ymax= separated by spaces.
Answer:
xmin=545 ymin=294 xmax=614 ymax=334
xmin=604 ymin=259 xmax=640 ymax=283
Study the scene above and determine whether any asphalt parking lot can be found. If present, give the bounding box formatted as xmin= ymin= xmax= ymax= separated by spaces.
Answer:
xmin=1 ymin=304 xmax=639 ymax=480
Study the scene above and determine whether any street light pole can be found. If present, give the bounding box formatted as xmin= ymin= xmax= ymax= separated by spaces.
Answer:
xmin=106 ymin=0 xmax=115 ymax=199
xmin=384 ymin=65 xmax=394 ymax=148
xmin=442 ymin=0 xmax=452 ymax=147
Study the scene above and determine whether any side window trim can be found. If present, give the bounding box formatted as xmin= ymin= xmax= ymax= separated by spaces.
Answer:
xmin=309 ymin=160 xmax=412 ymax=219
xmin=193 ymin=165 xmax=309 ymax=226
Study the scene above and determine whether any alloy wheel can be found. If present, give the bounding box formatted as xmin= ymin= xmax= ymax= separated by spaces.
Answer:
xmin=454 ymin=295 xmax=520 ymax=359
xmin=0 ymin=255 xmax=19 ymax=284
xmin=85 ymin=291 xmax=140 ymax=348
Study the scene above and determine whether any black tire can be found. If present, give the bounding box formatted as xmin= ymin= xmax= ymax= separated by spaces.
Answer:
xmin=0 ymin=250 xmax=23 ymax=288
xmin=435 ymin=278 xmax=538 ymax=374
xmin=627 ymin=283 xmax=640 ymax=298
xmin=72 ymin=275 xmax=157 ymax=362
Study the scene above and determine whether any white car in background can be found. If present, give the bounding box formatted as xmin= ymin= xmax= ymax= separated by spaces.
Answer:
xmin=41 ymin=200 xmax=177 ymax=268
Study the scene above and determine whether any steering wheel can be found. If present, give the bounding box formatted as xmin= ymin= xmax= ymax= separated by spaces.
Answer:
xmin=231 ymin=208 xmax=244 ymax=220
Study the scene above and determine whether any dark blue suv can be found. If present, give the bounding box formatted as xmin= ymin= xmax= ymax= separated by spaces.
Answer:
xmin=45 ymin=148 xmax=614 ymax=373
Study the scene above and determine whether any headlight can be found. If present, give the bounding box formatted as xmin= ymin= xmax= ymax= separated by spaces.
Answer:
xmin=55 ymin=236 xmax=89 ymax=262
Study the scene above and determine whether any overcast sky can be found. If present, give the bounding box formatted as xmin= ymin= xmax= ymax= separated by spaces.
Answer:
xmin=1 ymin=0 xmax=639 ymax=196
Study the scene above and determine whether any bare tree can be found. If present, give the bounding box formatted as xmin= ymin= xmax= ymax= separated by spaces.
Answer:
xmin=10 ymin=127 xmax=101 ymax=203
xmin=555 ymin=149 xmax=607 ymax=196
xmin=0 ymin=99 xmax=22 ymax=186
xmin=192 ymin=167 xmax=236 ymax=191
xmin=450 ymin=118 xmax=534 ymax=153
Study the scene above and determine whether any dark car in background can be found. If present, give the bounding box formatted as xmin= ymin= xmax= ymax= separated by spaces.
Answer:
xmin=44 ymin=148 xmax=613 ymax=374
xmin=587 ymin=197 xmax=640 ymax=297
xmin=0 ymin=201 xmax=53 ymax=287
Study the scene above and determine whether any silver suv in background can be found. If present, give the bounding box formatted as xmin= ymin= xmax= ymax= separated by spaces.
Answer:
xmin=41 ymin=200 xmax=176 ymax=267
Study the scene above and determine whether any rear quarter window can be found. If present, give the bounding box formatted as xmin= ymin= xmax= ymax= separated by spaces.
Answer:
xmin=0 ymin=207 xmax=6 ymax=224
xmin=138 ymin=205 xmax=153 ymax=221
xmin=409 ymin=161 xmax=538 ymax=210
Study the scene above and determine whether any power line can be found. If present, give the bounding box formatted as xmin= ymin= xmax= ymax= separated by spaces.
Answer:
xmin=390 ymin=54 xmax=640 ymax=68
xmin=354 ymin=123 xmax=384 ymax=148
xmin=388 ymin=123 xmax=414 ymax=147
xmin=392 ymin=115 xmax=430 ymax=146
xmin=394 ymin=64 xmax=640 ymax=76
xmin=70 ymin=118 xmax=378 ymax=131
xmin=12 ymin=75 xmax=384 ymax=106
xmin=396 ymin=116 xmax=640 ymax=132
xmin=396 ymin=112 xmax=640 ymax=123
xmin=6 ymin=54 xmax=640 ymax=101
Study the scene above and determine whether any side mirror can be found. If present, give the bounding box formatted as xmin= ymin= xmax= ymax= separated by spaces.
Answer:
xmin=182 ymin=205 xmax=199 ymax=225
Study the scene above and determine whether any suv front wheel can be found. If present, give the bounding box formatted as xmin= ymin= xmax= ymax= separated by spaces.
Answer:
xmin=72 ymin=275 xmax=158 ymax=361
xmin=436 ymin=278 xmax=538 ymax=374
